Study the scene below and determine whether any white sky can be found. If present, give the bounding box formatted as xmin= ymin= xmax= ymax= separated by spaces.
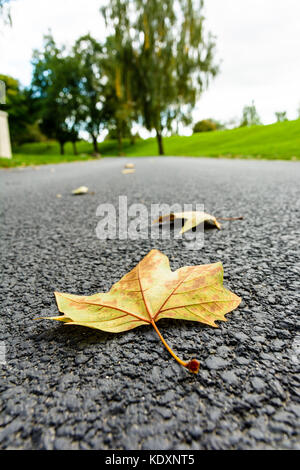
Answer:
xmin=1 ymin=0 xmax=300 ymax=134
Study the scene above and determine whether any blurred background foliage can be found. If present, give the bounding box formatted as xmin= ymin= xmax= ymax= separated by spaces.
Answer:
xmin=1 ymin=0 xmax=219 ymax=155
xmin=0 ymin=0 xmax=299 ymax=161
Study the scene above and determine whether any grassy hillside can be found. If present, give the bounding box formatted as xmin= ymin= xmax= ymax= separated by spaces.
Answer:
xmin=1 ymin=119 xmax=300 ymax=167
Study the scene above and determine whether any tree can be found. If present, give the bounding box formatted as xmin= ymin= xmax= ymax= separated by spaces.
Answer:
xmin=73 ymin=34 xmax=108 ymax=154
xmin=0 ymin=74 xmax=42 ymax=145
xmin=102 ymin=0 xmax=218 ymax=155
xmin=275 ymin=111 xmax=288 ymax=122
xmin=100 ymin=34 xmax=138 ymax=155
xmin=0 ymin=0 xmax=12 ymax=25
xmin=31 ymin=34 xmax=82 ymax=155
xmin=240 ymin=101 xmax=262 ymax=127
xmin=59 ymin=54 xmax=83 ymax=155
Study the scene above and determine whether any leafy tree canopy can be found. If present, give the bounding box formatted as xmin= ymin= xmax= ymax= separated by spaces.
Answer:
xmin=102 ymin=0 xmax=218 ymax=154
xmin=240 ymin=101 xmax=262 ymax=127
xmin=275 ymin=111 xmax=288 ymax=123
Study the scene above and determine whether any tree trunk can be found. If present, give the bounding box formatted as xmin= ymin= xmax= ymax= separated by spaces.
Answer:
xmin=117 ymin=122 xmax=123 ymax=156
xmin=155 ymin=128 xmax=164 ymax=156
xmin=59 ymin=141 xmax=65 ymax=155
xmin=130 ymin=131 xmax=135 ymax=146
xmin=92 ymin=134 xmax=99 ymax=154
xmin=72 ymin=141 xmax=78 ymax=155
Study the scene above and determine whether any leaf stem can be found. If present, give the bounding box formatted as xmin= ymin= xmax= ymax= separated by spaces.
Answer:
xmin=216 ymin=216 xmax=243 ymax=221
xmin=151 ymin=320 xmax=200 ymax=374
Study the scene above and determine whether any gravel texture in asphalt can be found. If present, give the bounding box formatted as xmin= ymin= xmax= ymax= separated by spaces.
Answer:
xmin=0 ymin=157 xmax=299 ymax=450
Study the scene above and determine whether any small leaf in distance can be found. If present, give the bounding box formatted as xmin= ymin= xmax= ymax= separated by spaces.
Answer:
xmin=153 ymin=211 xmax=221 ymax=233
xmin=72 ymin=186 xmax=89 ymax=195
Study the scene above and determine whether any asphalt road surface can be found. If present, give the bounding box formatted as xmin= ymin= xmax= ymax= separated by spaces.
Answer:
xmin=0 ymin=157 xmax=299 ymax=450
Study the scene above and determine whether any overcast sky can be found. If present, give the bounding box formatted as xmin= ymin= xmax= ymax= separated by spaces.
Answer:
xmin=1 ymin=0 xmax=300 ymax=132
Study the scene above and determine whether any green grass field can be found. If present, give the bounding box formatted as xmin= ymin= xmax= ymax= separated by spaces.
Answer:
xmin=1 ymin=119 xmax=300 ymax=168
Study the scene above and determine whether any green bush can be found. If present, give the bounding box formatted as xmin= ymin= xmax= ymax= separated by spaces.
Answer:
xmin=193 ymin=119 xmax=217 ymax=133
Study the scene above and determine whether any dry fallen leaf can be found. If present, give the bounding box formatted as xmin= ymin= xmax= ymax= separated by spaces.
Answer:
xmin=153 ymin=211 xmax=221 ymax=233
xmin=153 ymin=211 xmax=243 ymax=233
xmin=122 ymin=168 xmax=135 ymax=174
xmin=72 ymin=186 xmax=89 ymax=195
xmin=40 ymin=249 xmax=241 ymax=373
xmin=124 ymin=163 xmax=135 ymax=169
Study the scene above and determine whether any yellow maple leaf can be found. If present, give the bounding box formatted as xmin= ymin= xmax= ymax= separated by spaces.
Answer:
xmin=41 ymin=249 xmax=241 ymax=373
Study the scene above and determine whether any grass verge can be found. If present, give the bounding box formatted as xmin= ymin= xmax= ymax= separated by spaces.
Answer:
xmin=1 ymin=119 xmax=300 ymax=168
